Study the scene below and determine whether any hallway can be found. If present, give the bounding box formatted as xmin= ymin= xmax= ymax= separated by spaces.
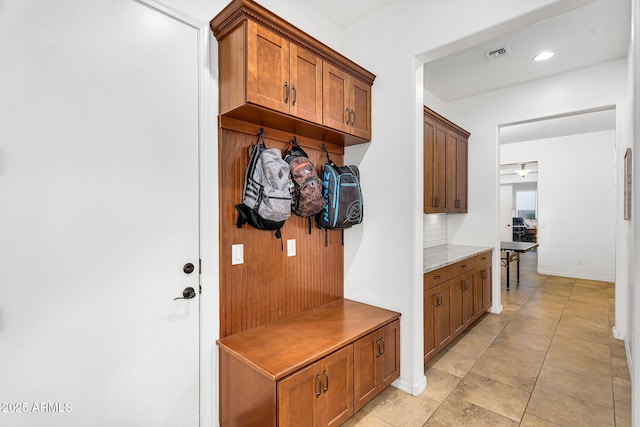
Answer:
xmin=344 ymin=251 xmax=631 ymax=426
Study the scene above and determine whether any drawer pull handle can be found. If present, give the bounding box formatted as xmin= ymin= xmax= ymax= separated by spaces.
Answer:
xmin=284 ymin=82 xmax=289 ymax=103
xmin=434 ymin=275 xmax=441 ymax=280
xmin=380 ymin=337 xmax=385 ymax=356
xmin=291 ymin=84 xmax=297 ymax=106
xmin=345 ymin=107 xmax=351 ymax=125
xmin=375 ymin=339 xmax=381 ymax=358
xmin=315 ymin=375 xmax=322 ymax=397
xmin=323 ymin=370 xmax=329 ymax=393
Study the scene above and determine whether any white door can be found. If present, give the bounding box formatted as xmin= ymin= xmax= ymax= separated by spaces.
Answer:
xmin=0 ymin=1 xmax=200 ymax=425
xmin=499 ymin=185 xmax=514 ymax=242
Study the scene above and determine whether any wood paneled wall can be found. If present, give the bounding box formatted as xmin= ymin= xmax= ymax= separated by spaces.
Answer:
xmin=219 ymin=117 xmax=346 ymax=337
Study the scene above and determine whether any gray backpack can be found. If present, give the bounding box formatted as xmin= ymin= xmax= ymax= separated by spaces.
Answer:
xmin=236 ymin=131 xmax=292 ymax=241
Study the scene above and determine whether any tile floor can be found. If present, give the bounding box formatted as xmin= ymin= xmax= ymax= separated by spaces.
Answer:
xmin=343 ymin=251 xmax=631 ymax=426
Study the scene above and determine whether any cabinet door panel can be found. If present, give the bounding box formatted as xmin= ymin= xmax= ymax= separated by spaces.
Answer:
xmin=323 ymin=63 xmax=349 ymax=132
xmin=278 ymin=360 xmax=320 ymax=427
xmin=456 ymin=136 xmax=468 ymax=212
xmin=483 ymin=265 xmax=492 ymax=310
xmin=323 ymin=346 xmax=353 ymax=427
xmin=424 ymin=288 xmax=438 ymax=362
xmin=434 ymin=125 xmax=447 ymax=211
xmin=446 ymin=131 xmax=459 ymax=212
xmin=351 ymin=78 xmax=371 ymax=139
xmin=437 ymin=282 xmax=453 ymax=349
xmin=353 ymin=334 xmax=377 ymax=411
xmin=424 ymin=117 xmax=436 ymax=213
xmin=290 ymin=44 xmax=323 ymax=124
xmin=451 ymin=275 xmax=465 ymax=336
xmin=247 ymin=21 xmax=290 ymax=114
xmin=462 ymin=273 xmax=475 ymax=327
xmin=380 ymin=320 xmax=400 ymax=387
xmin=474 ymin=268 xmax=485 ymax=318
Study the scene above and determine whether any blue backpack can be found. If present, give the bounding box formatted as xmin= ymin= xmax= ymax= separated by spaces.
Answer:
xmin=316 ymin=145 xmax=363 ymax=231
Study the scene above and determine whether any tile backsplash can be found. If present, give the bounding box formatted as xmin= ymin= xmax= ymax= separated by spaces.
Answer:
xmin=424 ymin=214 xmax=447 ymax=248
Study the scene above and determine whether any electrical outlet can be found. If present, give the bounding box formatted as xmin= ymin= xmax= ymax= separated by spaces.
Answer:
xmin=287 ymin=239 xmax=296 ymax=257
xmin=232 ymin=244 xmax=244 ymax=265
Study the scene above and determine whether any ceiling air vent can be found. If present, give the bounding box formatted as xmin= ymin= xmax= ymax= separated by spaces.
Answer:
xmin=485 ymin=47 xmax=511 ymax=61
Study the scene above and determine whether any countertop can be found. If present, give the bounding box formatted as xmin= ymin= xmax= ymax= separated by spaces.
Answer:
xmin=424 ymin=244 xmax=493 ymax=273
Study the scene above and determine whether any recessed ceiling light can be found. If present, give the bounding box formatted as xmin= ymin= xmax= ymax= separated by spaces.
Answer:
xmin=534 ymin=51 xmax=554 ymax=61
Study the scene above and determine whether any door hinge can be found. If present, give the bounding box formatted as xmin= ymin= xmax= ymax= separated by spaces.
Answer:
xmin=198 ymin=258 xmax=202 ymax=275
xmin=199 ymin=284 xmax=202 ymax=294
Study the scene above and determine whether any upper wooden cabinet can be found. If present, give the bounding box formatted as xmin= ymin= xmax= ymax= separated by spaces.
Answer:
xmin=423 ymin=113 xmax=447 ymax=213
xmin=423 ymin=106 xmax=470 ymax=214
xmin=323 ymin=63 xmax=372 ymax=140
xmin=211 ymin=0 xmax=375 ymax=146
xmin=447 ymin=130 xmax=468 ymax=213
xmin=245 ymin=21 xmax=323 ymax=124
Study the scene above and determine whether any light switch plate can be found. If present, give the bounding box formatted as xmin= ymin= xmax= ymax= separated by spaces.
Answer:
xmin=287 ymin=239 xmax=296 ymax=257
xmin=232 ymin=244 xmax=244 ymax=265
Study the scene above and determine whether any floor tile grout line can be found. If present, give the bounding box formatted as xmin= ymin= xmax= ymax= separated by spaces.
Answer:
xmin=513 ymin=274 xmax=572 ymax=425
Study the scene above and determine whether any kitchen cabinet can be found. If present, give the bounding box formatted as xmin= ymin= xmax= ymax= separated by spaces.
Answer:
xmin=323 ymin=63 xmax=372 ymax=140
xmin=447 ymin=131 xmax=468 ymax=213
xmin=424 ymin=250 xmax=492 ymax=363
xmin=423 ymin=281 xmax=452 ymax=363
xmin=278 ymin=346 xmax=353 ymax=427
xmin=474 ymin=252 xmax=492 ymax=316
xmin=353 ymin=319 xmax=400 ymax=412
xmin=423 ymin=106 xmax=470 ymax=214
xmin=218 ymin=299 xmax=400 ymax=426
xmin=423 ymin=113 xmax=447 ymax=213
xmin=211 ymin=0 xmax=375 ymax=146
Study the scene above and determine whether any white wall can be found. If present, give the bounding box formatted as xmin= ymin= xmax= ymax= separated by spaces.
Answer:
xmin=440 ymin=58 xmax=627 ymax=330
xmin=502 ymin=131 xmax=616 ymax=281
xmin=334 ymin=0 xmax=605 ymax=397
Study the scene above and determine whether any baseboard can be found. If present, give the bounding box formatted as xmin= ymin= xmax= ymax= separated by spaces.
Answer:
xmin=392 ymin=374 xmax=426 ymax=397
xmin=625 ymin=338 xmax=632 ymax=380
xmin=536 ymin=269 xmax=614 ymax=282
xmin=612 ymin=326 xmax=626 ymax=340
xmin=489 ymin=304 xmax=503 ymax=314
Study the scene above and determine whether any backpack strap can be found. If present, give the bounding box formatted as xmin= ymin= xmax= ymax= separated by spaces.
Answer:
xmin=321 ymin=143 xmax=331 ymax=163
xmin=285 ymin=136 xmax=310 ymax=159
xmin=275 ymin=228 xmax=283 ymax=250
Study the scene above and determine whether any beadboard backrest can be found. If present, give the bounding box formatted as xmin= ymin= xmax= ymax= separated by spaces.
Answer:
xmin=219 ymin=117 xmax=345 ymax=337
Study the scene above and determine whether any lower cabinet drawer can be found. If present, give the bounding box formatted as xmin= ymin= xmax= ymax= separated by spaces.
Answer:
xmin=424 ymin=265 xmax=452 ymax=290
xmin=452 ymin=258 xmax=476 ymax=277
